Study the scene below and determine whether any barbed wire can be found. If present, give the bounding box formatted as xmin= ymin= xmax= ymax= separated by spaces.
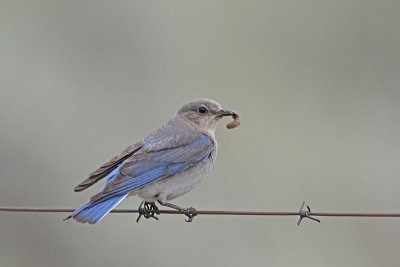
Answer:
xmin=1 ymin=202 xmax=400 ymax=225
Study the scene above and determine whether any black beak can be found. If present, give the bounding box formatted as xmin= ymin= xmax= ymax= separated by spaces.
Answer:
xmin=216 ymin=109 xmax=236 ymax=117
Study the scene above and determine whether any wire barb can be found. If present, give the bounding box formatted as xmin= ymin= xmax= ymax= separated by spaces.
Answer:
xmin=297 ymin=201 xmax=321 ymax=226
xmin=136 ymin=201 xmax=160 ymax=223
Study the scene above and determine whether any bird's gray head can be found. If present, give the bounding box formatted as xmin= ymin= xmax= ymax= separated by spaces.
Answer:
xmin=177 ymin=98 xmax=236 ymax=132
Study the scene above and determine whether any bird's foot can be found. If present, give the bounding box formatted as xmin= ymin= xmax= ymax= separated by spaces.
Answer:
xmin=136 ymin=201 xmax=160 ymax=223
xmin=158 ymin=201 xmax=197 ymax=222
xmin=182 ymin=207 xmax=197 ymax=222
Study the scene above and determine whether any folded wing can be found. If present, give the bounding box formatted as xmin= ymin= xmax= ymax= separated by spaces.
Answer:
xmin=88 ymin=134 xmax=214 ymax=205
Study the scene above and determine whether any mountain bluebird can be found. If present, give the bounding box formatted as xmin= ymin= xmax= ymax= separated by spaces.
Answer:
xmin=64 ymin=98 xmax=240 ymax=224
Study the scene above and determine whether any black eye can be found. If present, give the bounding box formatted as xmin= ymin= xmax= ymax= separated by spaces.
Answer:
xmin=198 ymin=107 xmax=207 ymax=114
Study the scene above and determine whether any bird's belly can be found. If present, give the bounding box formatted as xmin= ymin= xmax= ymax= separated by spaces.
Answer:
xmin=133 ymin=160 xmax=212 ymax=203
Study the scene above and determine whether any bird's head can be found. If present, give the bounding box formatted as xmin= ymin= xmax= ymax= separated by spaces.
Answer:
xmin=177 ymin=98 xmax=238 ymax=133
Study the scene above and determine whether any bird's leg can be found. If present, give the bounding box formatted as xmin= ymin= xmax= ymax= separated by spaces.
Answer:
xmin=158 ymin=201 xmax=197 ymax=222
xmin=136 ymin=201 xmax=160 ymax=223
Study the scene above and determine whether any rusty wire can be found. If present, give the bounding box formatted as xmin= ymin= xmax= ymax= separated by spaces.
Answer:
xmin=1 ymin=203 xmax=400 ymax=225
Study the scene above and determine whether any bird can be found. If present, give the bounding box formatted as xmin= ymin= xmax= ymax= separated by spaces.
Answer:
xmin=64 ymin=98 xmax=240 ymax=224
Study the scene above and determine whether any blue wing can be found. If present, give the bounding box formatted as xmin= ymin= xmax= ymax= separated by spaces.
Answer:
xmin=88 ymin=134 xmax=214 ymax=205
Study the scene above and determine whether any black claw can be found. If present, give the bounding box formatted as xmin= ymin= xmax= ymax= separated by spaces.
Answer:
xmin=136 ymin=201 xmax=160 ymax=223
xmin=183 ymin=207 xmax=197 ymax=223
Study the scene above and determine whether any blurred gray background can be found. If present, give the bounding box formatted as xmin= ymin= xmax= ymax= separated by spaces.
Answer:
xmin=1 ymin=1 xmax=400 ymax=266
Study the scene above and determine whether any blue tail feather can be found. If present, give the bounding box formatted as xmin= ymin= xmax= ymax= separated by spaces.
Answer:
xmin=65 ymin=194 xmax=128 ymax=224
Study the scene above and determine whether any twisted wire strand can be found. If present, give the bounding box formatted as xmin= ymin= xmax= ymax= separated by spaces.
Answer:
xmin=1 ymin=206 xmax=400 ymax=217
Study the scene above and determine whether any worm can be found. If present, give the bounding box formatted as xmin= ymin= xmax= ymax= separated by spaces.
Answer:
xmin=226 ymin=112 xmax=241 ymax=129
